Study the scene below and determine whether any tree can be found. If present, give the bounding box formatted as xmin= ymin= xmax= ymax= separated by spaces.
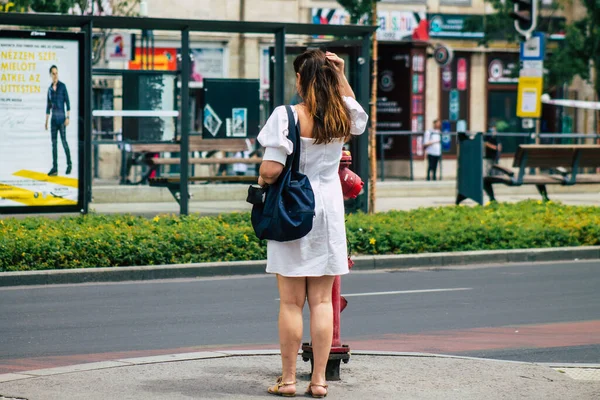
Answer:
xmin=3 ymin=0 xmax=134 ymax=15
xmin=336 ymin=0 xmax=374 ymax=24
xmin=337 ymin=0 xmax=380 ymax=213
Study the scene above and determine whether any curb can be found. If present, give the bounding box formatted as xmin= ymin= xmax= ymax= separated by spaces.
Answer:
xmin=1 ymin=246 xmax=598 ymax=287
xmin=3 ymin=350 xmax=598 ymax=384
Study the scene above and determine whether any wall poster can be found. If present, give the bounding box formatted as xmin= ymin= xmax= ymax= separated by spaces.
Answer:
xmin=0 ymin=30 xmax=84 ymax=213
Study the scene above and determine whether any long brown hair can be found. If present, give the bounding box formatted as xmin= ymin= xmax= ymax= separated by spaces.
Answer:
xmin=293 ymin=49 xmax=352 ymax=144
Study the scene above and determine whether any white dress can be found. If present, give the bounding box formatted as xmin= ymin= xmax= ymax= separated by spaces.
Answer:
xmin=256 ymin=97 xmax=368 ymax=277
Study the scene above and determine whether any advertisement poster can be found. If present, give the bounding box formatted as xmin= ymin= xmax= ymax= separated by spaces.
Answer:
xmin=105 ymin=33 xmax=131 ymax=63
xmin=441 ymin=64 xmax=453 ymax=91
xmin=190 ymin=48 xmax=225 ymax=83
xmin=129 ymin=48 xmax=177 ymax=71
xmin=449 ymin=89 xmax=460 ymax=121
xmin=376 ymin=46 xmax=412 ymax=159
xmin=0 ymin=31 xmax=83 ymax=212
xmin=457 ymin=58 xmax=467 ymax=91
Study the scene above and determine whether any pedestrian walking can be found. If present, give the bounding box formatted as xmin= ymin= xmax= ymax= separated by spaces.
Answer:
xmin=423 ymin=119 xmax=442 ymax=181
xmin=256 ymin=49 xmax=367 ymax=398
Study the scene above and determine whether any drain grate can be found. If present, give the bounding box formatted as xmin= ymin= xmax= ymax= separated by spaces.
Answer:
xmin=554 ymin=368 xmax=600 ymax=381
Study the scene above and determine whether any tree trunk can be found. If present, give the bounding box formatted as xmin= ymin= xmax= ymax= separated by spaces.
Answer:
xmin=369 ymin=0 xmax=378 ymax=214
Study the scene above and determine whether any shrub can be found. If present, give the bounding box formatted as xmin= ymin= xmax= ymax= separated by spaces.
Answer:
xmin=0 ymin=201 xmax=598 ymax=271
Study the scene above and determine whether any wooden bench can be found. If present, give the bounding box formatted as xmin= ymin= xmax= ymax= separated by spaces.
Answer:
xmin=484 ymin=144 xmax=600 ymax=201
xmin=126 ymin=137 xmax=262 ymax=185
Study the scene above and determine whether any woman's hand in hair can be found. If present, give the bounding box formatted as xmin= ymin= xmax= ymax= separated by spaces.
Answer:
xmin=327 ymin=51 xmax=355 ymax=99
xmin=326 ymin=52 xmax=345 ymax=75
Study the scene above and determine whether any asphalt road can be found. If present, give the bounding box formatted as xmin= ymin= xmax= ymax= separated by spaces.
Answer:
xmin=0 ymin=260 xmax=599 ymax=372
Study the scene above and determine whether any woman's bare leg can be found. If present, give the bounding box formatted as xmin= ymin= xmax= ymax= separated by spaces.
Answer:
xmin=306 ymin=275 xmax=335 ymax=396
xmin=270 ymin=275 xmax=306 ymax=395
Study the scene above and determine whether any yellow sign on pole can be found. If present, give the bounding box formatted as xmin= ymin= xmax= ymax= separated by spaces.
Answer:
xmin=516 ymin=77 xmax=543 ymax=118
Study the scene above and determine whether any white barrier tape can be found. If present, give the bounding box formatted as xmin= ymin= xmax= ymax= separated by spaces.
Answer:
xmin=92 ymin=110 xmax=179 ymax=117
xmin=541 ymin=96 xmax=600 ymax=110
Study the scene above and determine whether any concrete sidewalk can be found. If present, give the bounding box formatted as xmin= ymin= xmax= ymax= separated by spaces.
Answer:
xmin=87 ymin=178 xmax=600 ymax=215
xmin=1 ymin=351 xmax=599 ymax=400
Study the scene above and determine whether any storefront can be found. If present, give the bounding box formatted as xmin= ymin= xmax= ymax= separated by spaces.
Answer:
xmin=430 ymin=13 xmax=564 ymax=156
xmin=311 ymin=8 xmax=429 ymax=163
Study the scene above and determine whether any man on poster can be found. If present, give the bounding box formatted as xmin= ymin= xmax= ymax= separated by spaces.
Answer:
xmin=45 ymin=65 xmax=72 ymax=176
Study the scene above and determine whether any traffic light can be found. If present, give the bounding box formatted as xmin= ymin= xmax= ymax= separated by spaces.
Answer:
xmin=509 ymin=0 xmax=538 ymax=39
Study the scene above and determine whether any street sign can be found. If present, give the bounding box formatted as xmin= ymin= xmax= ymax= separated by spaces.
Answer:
xmin=520 ymin=60 xmax=544 ymax=77
xmin=517 ymin=31 xmax=544 ymax=119
xmin=449 ymin=89 xmax=459 ymax=121
xmin=520 ymin=32 xmax=546 ymax=61
xmin=516 ymin=76 xmax=543 ymax=118
xmin=522 ymin=118 xmax=535 ymax=129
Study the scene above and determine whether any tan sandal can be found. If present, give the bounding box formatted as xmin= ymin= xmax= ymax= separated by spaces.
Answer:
xmin=305 ymin=382 xmax=328 ymax=398
xmin=267 ymin=376 xmax=296 ymax=397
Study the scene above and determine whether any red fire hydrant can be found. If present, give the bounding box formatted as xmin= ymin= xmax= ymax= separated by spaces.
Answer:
xmin=302 ymin=150 xmax=363 ymax=381
xmin=339 ymin=150 xmax=364 ymax=200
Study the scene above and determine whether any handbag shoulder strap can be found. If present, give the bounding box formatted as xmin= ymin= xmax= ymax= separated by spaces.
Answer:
xmin=284 ymin=105 xmax=302 ymax=172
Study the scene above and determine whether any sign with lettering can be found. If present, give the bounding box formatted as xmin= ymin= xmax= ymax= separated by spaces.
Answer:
xmin=488 ymin=56 xmax=519 ymax=84
xmin=449 ymin=89 xmax=460 ymax=121
xmin=457 ymin=58 xmax=467 ymax=91
xmin=311 ymin=8 xmax=426 ymax=42
xmin=429 ymin=14 xmax=484 ymax=39
xmin=0 ymin=30 xmax=84 ymax=213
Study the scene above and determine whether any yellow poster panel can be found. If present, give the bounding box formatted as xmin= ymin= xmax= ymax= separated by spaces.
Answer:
xmin=516 ymin=77 xmax=543 ymax=118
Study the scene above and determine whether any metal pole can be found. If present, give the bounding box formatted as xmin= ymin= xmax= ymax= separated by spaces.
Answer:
xmin=409 ymin=134 xmax=414 ymax=181
xmin=274 ymin=28 xmax=285 ymax=107
xmin=354 ymin=33 xmax=371 ymax=214
xmin=151 ymin=30 xmax=155 ymax=69
xmin=379 ymin=134 xmax=384 ymax=181
xmin=93 ymin=142 xmax=99 ymax=179
xmin=82 ymin=21 xmax=93 ymax=215
xmin=179 ymin=28 xmax=190 ymax=215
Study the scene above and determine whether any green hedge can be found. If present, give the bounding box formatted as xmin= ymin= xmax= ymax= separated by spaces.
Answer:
xmin=1 ymin=201 xmax=599 ymax=271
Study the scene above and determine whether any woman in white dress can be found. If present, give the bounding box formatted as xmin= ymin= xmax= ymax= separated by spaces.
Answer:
xmin=257 ymin=49 xmax=368 ymax=398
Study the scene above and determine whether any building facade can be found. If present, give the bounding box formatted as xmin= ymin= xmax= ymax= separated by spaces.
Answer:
xmin=92 ymin=0 xmax=594 ymax=180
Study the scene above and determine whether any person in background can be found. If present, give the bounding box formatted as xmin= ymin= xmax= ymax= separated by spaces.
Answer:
xmin=484 ymin=126 xmax=501 ymax=176
xmin=423 ymin=119 xmax=442 ymax=181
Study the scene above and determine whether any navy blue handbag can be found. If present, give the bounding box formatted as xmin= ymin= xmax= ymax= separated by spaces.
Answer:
xmin=250 ymin=105 xmax=315 ymax=242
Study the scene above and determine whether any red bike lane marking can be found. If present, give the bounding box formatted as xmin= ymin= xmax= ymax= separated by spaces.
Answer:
xmin=1 ymin=320 xmax=599 ymax=374
xmin=346 ymin=320 xmax=600 ymax=353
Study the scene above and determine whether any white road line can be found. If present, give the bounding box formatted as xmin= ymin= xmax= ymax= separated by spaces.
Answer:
xmin=342 ymin=288 xmax=472 ymax=298
xmin=275 ymin=287 xmax=471 ymax=300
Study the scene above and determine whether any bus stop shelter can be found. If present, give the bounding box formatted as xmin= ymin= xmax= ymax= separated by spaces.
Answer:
xmin=0 ymin=13 xmax=376 ymax=215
